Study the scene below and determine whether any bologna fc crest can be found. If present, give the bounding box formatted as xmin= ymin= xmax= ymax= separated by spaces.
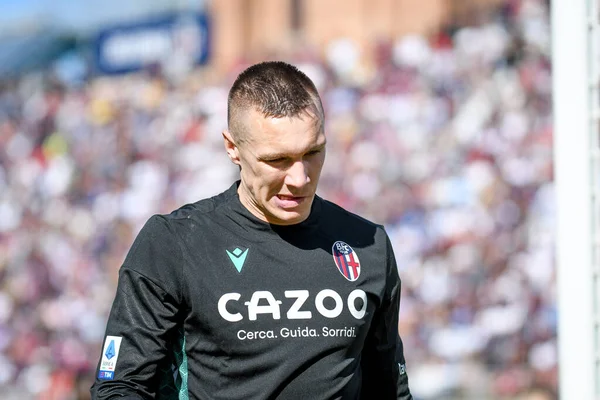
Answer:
xmin=332 ymin=241 xmax=361 ymax=281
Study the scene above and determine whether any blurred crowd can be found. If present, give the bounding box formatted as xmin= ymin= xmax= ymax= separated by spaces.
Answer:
xmin=0 ymin=0 xmax=555 ymax=399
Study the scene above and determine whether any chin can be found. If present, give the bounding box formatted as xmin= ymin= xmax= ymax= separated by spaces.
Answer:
xmin=263 ymin=198 xmax=312 ymax=225
xmin=270 ymin=210 xmax=310 ymax=225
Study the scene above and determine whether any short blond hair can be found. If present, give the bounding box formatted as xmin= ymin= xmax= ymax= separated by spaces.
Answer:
xmin=227 ymin=61 xmax=324 ymax=142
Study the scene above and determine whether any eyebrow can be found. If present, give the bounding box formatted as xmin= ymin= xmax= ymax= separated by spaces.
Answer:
xmin=258 ymin=142 xmax=326 ymax=161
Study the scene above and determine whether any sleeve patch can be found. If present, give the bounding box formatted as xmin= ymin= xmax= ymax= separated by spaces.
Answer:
xmin=98 ymin=336 xmax=123 ymax=380
xmin=398 ymin=363 xmax=406 ymax=375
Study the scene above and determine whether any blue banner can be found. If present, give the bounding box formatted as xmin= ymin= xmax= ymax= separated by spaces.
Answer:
xmin=93 ymin=12 xmax=209 ymax=75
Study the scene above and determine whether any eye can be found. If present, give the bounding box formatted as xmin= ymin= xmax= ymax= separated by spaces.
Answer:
xmin=263 ymin=157 xmax=289 ymax=165
xmin=306 ymin=149 xmax=322 ymax=157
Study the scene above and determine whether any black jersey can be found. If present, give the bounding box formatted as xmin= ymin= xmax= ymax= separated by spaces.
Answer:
xmin=91 ymin=182 xmax=412 ymax=400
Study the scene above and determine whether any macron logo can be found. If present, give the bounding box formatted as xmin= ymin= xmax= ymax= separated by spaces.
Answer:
xmin=226 ymin=247 xmax=249 ymax=272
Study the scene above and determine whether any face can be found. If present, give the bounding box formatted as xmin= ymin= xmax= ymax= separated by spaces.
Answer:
xmin=224 ymin=108 xmax=326 ymax=225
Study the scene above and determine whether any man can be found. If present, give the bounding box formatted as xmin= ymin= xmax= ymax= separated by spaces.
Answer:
xmin=91 ymin=61 xmax=412 ymax=399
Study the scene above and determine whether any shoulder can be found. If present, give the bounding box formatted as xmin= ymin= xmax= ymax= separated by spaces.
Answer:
xmin=120 ymin=188 xmax=236 ymax=294
xmin=156 ymin=184 xmax=237 ymax=231
xmin=124 ymin=186 xmax=236 ymax=266
xmin=318 ymin=196 xmax=383 ymax=230
xmin=317 ymin=196 xmax=388 ymax=244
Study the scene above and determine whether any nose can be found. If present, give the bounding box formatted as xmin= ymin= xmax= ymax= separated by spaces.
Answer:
xmin=284 ymin=160 xmax=310 ymax=188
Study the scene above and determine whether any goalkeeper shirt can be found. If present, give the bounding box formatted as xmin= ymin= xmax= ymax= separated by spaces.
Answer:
xmin=91 ymin=181 xmax=412 ymax=400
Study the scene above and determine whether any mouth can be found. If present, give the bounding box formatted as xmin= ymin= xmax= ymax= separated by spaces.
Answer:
xmin=275 ymin=194 xmax=308 ymax=208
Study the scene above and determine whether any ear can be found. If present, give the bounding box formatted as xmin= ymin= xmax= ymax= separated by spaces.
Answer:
xmin=223 ymin=130 xmax=241 ymax=166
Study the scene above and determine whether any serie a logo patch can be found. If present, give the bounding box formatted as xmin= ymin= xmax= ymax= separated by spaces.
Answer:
xmin=98 ymin=336 xmax=122 ymax=380
xmin=332 ymin=241 xmax=361 ymax=282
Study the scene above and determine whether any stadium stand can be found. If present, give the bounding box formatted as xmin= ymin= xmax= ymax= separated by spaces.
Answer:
xmin=0 ymin=0 xmax=555 ymax=398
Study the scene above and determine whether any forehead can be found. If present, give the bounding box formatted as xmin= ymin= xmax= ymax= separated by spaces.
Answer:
xmin=241 ymin=108 xmax=325 ymax=155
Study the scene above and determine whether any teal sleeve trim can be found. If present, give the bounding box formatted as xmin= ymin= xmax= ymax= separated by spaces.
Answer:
xmin=174 ymin=333 xmax=189 ymax=400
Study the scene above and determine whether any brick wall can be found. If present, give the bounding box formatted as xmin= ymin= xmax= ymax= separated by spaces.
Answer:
xmin=208 ymin=0 xmax=503 ymax=70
